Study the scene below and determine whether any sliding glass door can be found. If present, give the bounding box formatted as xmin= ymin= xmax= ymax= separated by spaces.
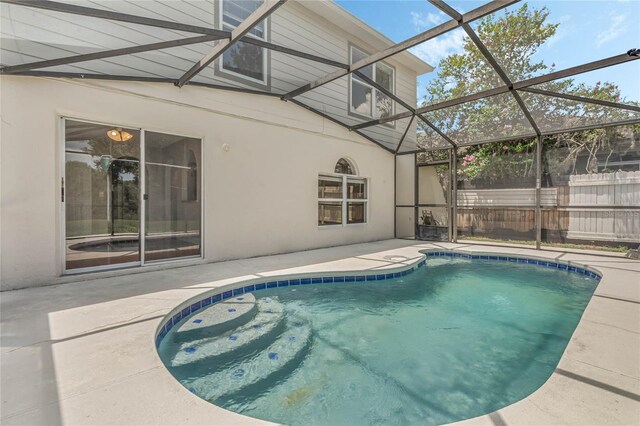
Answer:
xmin=64 ymin=119 xmax=201 ymax=272
xmin=144 ymin=131 xmax=201 ymax=262
xmin=64 ymin=120 xmax=141 ymax=270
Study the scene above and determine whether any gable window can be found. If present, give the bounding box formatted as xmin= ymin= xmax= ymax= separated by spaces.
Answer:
xmin=349 ymin=45 xmax=395 ymax=121
xmin=318 ymin=158 xmax=368 ymax=226
xmin=219 ymin=0 xmax=268 ymax=85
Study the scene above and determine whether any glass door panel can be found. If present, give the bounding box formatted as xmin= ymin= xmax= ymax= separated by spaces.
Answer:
xmin=144 ymin=131 xmax=201 ymax=262
xmin=64 ymin=120 xmax=140 ymax=270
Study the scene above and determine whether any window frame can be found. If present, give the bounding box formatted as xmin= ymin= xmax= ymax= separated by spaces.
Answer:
xmin=216 ymin=0 xmax=270 ymax=89
xmin=318 ymin=171 xmax=368 ymax=227
xmin=348 ymin=44 xmax=396 ymax=127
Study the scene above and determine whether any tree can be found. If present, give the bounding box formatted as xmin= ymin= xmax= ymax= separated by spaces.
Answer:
xmin=427 ymin=4 xmax=557 ymax=101
xmin=418 ymin=3 xmax=640 ymax=180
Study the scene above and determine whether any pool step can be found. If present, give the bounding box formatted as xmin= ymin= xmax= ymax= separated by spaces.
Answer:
xmin=183 ymin=315 xmax=313 ymax=403
xmin=166 ymin=297 xmax=286 ymax=371
xmin=171 ymin=294 xmax=258 ymax=343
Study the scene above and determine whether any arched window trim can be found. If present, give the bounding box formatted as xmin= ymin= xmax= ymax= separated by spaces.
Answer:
xmin=318 ymin=158 xmax=368 ymax=226
xmin=334 ymin=157 xmax=356 ymax=175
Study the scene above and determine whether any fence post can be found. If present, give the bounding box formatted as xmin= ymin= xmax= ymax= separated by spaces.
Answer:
xmin=448 ymin=149 xmax=453 ymax=242
xmin=414 ymin=153 xmax=419 ymax=239
xmin=452 ymin=147 xmax=458 ymax=242
xmin=535 ymin=135 xmax=542 ymax=249
xmin=393 ymin=153 xmax=397 ymax=239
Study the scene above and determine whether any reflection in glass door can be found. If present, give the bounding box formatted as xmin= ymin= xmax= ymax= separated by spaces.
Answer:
xmin=64 ymin=120 xmax=202 ymax=272
xmin=64 ymin=120 xmax=141 ymax=270
xmin=144 ymin=131 xmax=201 ymax=262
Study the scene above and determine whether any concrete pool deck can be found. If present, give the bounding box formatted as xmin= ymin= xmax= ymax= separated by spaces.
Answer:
xmin=1 ymin=240 xmax=638 ymax=425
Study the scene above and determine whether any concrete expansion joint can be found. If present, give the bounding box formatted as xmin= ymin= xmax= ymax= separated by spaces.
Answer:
xmin=526 ymin=397 xmax=558 ymax=418
xmin=5 ymin=340 xmax=51 ymax=354
xmin=582 ymin=318 xmax=640 ymax=335
xmin=565 ymin=356 xmax=639 ymax=380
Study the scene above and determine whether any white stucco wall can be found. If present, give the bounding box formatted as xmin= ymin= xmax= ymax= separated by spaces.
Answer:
xmin=0 ymin=76 xmax=395 ymax=290
xmin=395 ymin=154 xmax=415 ymax=238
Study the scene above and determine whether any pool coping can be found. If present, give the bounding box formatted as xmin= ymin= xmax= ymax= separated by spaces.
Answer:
xmin=156 ymin=250 xmax=602 ymax=347
xmin=1 ymin=240 xmax=638 ymax=425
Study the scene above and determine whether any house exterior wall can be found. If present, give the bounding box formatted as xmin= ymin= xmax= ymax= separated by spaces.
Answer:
xmin=0 ymin=76 xmax=395 ymax=290
xmin=395 ymin=154 xmax=416 ymax=238
xmin=268 ymin=1 xmax=419 ymax=149
xmin=0 ymin=0 xmax=422 ymax=151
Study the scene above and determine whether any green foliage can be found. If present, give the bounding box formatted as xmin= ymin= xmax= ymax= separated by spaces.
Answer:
xmin=457 ymin=138 xmax=536 ymax=183
xmin=419 ymin=3 xmax=640 ymax=179
xmin=426 ymin=3 xmax=557 ymax=103
xmin=417 ymin=149 xmax=449 ymax=163
xmin=421 ymin=5 xmax=560 ymax=147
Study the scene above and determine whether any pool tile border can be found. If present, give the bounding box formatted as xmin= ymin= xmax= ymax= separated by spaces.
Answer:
xmin=423 ymin=251 xmax=602 ymax=280
xmin=155 ymin=251 xmax=601 ymax=347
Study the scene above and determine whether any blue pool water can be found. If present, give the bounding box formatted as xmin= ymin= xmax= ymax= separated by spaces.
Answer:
xmin=158 ymin=257 xmax=598 ymax=425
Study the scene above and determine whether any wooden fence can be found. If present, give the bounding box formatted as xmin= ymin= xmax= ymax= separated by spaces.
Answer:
xmin=566 ymin=171 xmax=640 ymax=243
xmin=455 ymin=171 xmax=640 ymax=244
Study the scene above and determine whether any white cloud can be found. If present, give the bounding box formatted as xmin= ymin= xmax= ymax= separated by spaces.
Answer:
xmin=410 ymin=10 xmax=447 ymax=31
xmin=409 ymin=28 xmax=466 ymax=66
xmin=546 ymin=14 xmax=571 ymax=48
xmin=595 ymin=12 xmax=627 ymax=48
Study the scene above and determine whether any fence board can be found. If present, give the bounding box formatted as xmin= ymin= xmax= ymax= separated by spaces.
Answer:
xmin=454 ymin=171 xmax=639 ymax=244
xmin=457 ymin=188 xmax=557 ymax=207
xmin=567 ymin=171 xmax=640 ymax=243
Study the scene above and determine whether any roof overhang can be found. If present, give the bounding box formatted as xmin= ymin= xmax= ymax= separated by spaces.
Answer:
xmin=299 ymin=0 xmax=434 ymax=75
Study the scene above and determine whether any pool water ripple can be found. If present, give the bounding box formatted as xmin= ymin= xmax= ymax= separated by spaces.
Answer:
xmin=158 ymin=256 xmax=598 ymax=425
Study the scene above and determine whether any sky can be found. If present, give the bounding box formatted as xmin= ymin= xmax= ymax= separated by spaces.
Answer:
xmin=334 ymin=0 xmax=640 ymax=104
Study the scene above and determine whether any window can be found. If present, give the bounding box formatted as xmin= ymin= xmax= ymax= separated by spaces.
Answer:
xmin=335 ymin=158 xmax=354 ymax=174
xmin=318 ymin=158 xmax=368 ymax=226
xmin=349 ymin=45 xmax=395 ymax=121
xmin=219 ymin=0 xmax=268 ymax=85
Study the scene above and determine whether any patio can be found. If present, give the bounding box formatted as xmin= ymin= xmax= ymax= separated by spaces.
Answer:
xmin=1 ymin=0 xmax=639 ymax=423
xmin=1 ymin=240 xmax=638 ymax=425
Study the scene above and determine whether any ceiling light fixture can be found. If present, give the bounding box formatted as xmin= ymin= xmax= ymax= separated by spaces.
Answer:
xmin=107 ymin=128 xmax=133 ymax=142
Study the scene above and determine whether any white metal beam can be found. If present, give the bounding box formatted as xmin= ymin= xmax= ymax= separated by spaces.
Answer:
xmin=282 ymin=0 xmax=519 ymax=100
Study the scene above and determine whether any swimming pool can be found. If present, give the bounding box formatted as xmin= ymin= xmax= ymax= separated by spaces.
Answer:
xmin=157 ymin=252 xmax=600 ymax=425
